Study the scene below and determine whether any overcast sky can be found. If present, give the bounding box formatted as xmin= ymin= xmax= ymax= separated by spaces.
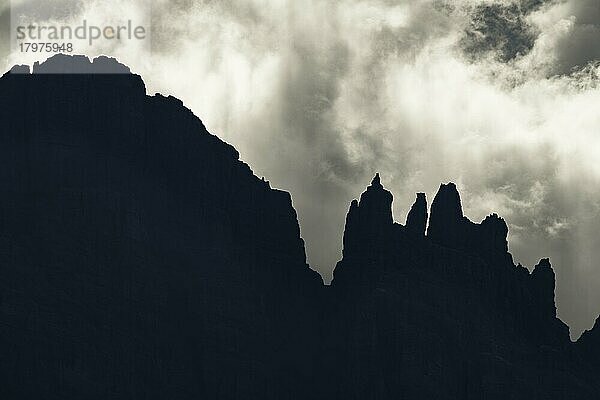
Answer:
xmin=1 ymin=0 xmax=600 ymax=338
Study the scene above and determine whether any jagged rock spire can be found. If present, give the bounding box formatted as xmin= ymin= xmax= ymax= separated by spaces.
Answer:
xmin=481 ymin=213 xmax=509 ymax=255
xmin=372 ymin=173 xmax=382 ymax=187
xmin=430 ymin=183 xmax=463 ymax=221
xmin=531 ymin=258 xmax=557 ymax=318
xmin=427 ymin=182 xmax=464 ymax=243
xmin=357 ymin=173 xmax=393 ymax=226
xmin=342 ymin=174 xmax=393 ymax=256
xmin=426 ymin=183 xmax=511 ymax=264
xmin=406 ymin=193 xmax=428 ymax=236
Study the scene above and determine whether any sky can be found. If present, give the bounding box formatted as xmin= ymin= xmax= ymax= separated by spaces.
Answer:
xmin=1 ymin=0 xmax=600 ymax=339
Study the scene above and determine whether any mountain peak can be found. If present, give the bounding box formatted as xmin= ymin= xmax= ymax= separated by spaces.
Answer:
xmin=481 ymin=213 xmax=509 ymax=254
xmin=0 ymin=57 xmax=324 ymax=399
xmin=427 ymin=182 xmax=464 ymax=243
xmin=341 ymin=175 xmax=393 ymax=257
xmin=10 ymin=54 xmax=131 ymax=75
xmin=406 ymin=193 xmax=428 ymax=236
xmin=531 ymin=258 xmax=558 ymax=319
xmin=359 ymin=174 xmax=393 ymax=223
xmin=371 ymin=173 xmax=382 ymax=188
xmin=433 ymin=182 xmax=463 ymax=217
xmin=535 ymin=258 xmax=552 ymax=270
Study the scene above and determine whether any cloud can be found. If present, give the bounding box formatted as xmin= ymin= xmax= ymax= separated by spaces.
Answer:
xmin=461 ymin=1 xmax=539 ymax=62
xmin=1 ymin=0 xmax=600 ymax=338
xmin=526 ymin=0 xmax=600 ymax=75
xmin=0 ymin=0 xmax=10 ymax=67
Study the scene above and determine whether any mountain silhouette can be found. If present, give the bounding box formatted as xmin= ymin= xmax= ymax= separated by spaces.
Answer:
xmin=328 ymin=176 xmax=596 ymax=399
xmin=0 ymin=55 xmax=598 ymax=399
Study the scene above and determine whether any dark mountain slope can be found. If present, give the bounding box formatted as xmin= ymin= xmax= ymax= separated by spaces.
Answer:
xmin=578 ymin=317 xmax=600 ymax=368
xmin=0 ymin=55 xmax=322 ymax=400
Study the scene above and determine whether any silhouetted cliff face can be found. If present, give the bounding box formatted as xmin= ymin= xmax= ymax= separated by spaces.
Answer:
xmin=428 ymin=183 xmax=509 ymax=264
xmin=405 ymin=192 xmax=427 ymax=237
xmin=1 ymin=55 xmax=599 ymax=400
xmin=330 ymin=178 xmax=599 ymax=400
xmin=0 ymin=55 xmax=322 ymax=400
xmin=333 ymin=174 xmax=395 ymax=293
xmin=579 ymin=317 xmax=600 ymax=368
